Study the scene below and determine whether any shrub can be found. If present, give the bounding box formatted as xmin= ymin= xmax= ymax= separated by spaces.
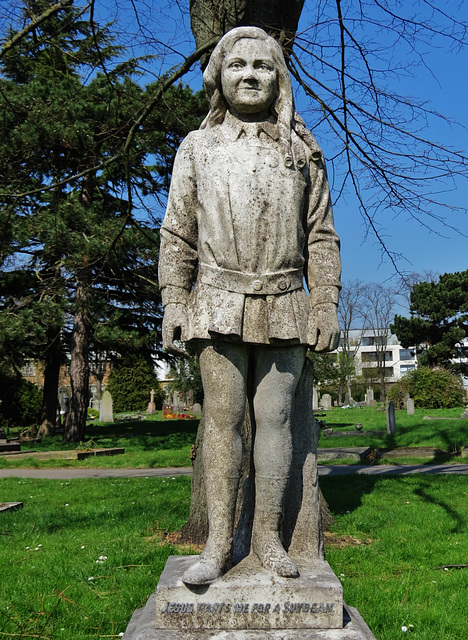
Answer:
xmin=106 ymin=356 xmax=164 ymax=413
xmin=0 ymin=369 xmax=42 ymax=428
xmin=388 ymin=366 xmax=465 ymax=409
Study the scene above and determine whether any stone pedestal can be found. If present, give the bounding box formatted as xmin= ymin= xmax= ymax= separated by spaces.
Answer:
xmin=123 ymin=556 xmax=376 ymax=639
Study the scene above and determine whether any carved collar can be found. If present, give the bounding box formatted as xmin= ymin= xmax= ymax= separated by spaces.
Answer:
xmin=220 ymin=110 xmax=280 ymax=142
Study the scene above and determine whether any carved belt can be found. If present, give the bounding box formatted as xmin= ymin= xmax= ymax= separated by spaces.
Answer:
xmin=198 ymin=263 xmax=304 ymax=295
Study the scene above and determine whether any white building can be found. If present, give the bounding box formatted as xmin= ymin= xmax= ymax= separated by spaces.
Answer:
xmin=338 ymin=328 xmax=418 ymax=384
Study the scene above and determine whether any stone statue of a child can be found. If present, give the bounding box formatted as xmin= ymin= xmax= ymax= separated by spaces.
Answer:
xmin=159 ymin=27 xmax=341 ymax=586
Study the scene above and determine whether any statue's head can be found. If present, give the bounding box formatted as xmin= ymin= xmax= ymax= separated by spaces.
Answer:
xmin=203 ymin=27 xmax=293 ymax=129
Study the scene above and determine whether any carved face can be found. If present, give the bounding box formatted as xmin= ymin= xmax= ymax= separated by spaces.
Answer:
xmin=221 ymin=38 xmax=278 ymax=115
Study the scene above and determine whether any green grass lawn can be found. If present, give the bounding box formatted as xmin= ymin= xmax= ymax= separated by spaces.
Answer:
xmin=319 ymin=406 xmax=468 ymax=453
xmin=1 ymin=406 xmax=467 ymax=469
xmin=1 ymin=474 xmax=467 ymax=639
xmin=0 ymin=415 xmax=198 ymax=469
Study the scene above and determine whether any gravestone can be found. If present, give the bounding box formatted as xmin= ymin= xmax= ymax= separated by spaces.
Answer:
xmin=100 ymin=390 xmax=114 ymax=423
xmin=386 ymin=400 xmax=396 ymax=434
xmin=192 ymin=402 xmax=202 ymax=416
xmin=91 ymin=395 xmax=100 ymax=411
xmin=172 ymin=392 xmax=181 ymax=413
xmin=402 ymin=392 xmax=410 ymax=410
xmin=461 ymin=405 xmax=468 ymax=419
xmin=407 ymin=398 xmax=415 ymax=415
xmin=321 ymin=393 xmax=332 ymax=410
xmin=369 ymin=399 xmax=377 ymax=407
xmin=147 ymin=389 xmax=156 ymax=414
xmin=313 ymin=387 xmax=319 ymax=411
xmin=365 ymin=387 xmax=374 ymax=404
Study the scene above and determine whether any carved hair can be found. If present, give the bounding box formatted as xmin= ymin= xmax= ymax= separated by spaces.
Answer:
xmin=202 ymin=26 xmax=320 ymax=168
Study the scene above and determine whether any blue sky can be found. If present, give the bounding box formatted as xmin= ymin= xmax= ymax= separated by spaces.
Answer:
xmin=93 ymin=1 xmax=468 ymax=285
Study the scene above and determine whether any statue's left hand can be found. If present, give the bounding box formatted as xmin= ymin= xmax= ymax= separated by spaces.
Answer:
xmin=307 ymin=303 xmax=340 ymax=352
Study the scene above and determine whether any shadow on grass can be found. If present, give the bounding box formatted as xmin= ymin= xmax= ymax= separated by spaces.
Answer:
xmin=321 ymin=474 xmax=466 ymax=535
xmin=413 ymin=481 xmax=465 ymax=534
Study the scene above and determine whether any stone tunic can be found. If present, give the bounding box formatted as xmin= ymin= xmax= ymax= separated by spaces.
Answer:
xmin=158 ymin=111 xmax=341 ymax=345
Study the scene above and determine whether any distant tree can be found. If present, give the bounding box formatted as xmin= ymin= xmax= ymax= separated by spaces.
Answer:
xmin=0 ymin=0 xmax=208 ymax=441
xmin=392 ymin=270 xmax=468 ymax=375
xmin=361 ymin=283 xmax=398 ymax=401
xmin=336 ymin=280 xmax=366 ymax=403
xmin=167 ymin=355 xmax=204 ymax=406
xmin=106 ymin=356 xmax=164 ymax=413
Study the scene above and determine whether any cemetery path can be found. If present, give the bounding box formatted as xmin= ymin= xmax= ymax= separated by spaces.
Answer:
xmin=1 ymin=464 xmax=468 ymax=479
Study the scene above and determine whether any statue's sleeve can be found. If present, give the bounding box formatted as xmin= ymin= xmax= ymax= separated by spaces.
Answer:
xmin=158 ymin=134 xmax=199 ymax=307
xmin=305 ymin=150 xmax=342 ymax=307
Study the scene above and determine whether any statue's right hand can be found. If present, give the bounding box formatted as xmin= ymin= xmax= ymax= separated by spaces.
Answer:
xmin=162 ymin=303 xmax=189 ymax=356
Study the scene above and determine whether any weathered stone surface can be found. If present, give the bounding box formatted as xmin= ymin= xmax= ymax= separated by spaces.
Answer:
xmin=155 ymin=555 xmax=342 ymax=631
xmin=386 ymin=401 xmax=396 ymax=434
xmin=0 ymin=502 xmax=23 ymax=513
xmin=406 ymin=398 xmax=415 ymax=415
xmin=316 ymin=448 xmax=371 ymax=463
xmin=100 ymin=390 xmax=114 ymax=423
xmin=123 ymin=595 xmax=376 ymax=639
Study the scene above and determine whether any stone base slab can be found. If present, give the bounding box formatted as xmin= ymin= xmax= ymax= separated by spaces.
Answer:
xmin=123 ymin=594 xmax=376 ymax=639
xmin=155 ymin=555 xmax=342 ymax=630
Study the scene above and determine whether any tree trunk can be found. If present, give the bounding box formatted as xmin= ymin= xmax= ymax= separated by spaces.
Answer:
xmin=64 ymin=274 xmax=91 ymax=443
xmin=38 ymin=328 xmax=61 ymax=437
xmin=189 ymin=0 xmax=306 ymax=67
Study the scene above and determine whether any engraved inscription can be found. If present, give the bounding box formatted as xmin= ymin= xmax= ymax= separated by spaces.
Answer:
xmin=160 ymin=601 xmax=335 ymax=616
xmin=160 ymin=602 xmax=194 ymax=614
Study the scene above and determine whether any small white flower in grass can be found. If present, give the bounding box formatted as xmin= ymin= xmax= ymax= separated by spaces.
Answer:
xmin=401 ymin=626 xmax=408 ymax=632
xmin=88 ymin=577 xmax=94 ymax=581
xmin=26 ymin=547 xmax=30 ymax=550
xmin=81 ymin=545 xmax=85 ymax=549
xmin=65 ymin=503 xmax=69 ymax=507
xmin=119 ymin=633 xmax=124 ymax=637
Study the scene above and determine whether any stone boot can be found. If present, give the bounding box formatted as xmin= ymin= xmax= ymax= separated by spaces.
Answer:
xmin=251 ymin=475 xmax=299 ymax=578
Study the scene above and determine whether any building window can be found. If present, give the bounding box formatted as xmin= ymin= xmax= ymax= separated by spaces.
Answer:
xmin=400 ymin=365 xmax=416 ymax=375
xmin=21 ymin=363 xmax=36 ymax=377
xmin=400 ymin=349 xmax=414 ymax=361
xmin=361 ymin=351 xmax=392 ymax=363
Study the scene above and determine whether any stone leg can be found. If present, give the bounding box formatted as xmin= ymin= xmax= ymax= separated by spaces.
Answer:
xmin=182 ymin=342 xmax=248 ymax=585
xmin=251 ymin=345 xmax=307 ymax=578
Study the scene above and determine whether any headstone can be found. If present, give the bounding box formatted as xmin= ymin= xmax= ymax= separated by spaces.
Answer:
xmin=313 ymin=387 xmax=319 ymax=411
xmin=192 ymin=402 xmax=202 ymax=416
xmin=172 ymin=392 xmax=180 ymax=413
xmin=100 ymin=390 xmax=114 ymax=423
xmin=321 ymin=393 xmax=332 ymax=410
xmin=461 ymin=405 xmax=468 ymax=419
xmin=147 ymin=389 xmax=157 ymax=414
xmin=369 ymin=399 xmax=377 ymax=407
xmin=91 ymin=395 xmax=100 ymax=411
xmin=386 ymin=400 xmax=396 ymax=434
xmin=162 ymin=404 xmax=174 ymax=418
xmin=365 ymin=387 xmax=374 ymax=404
xmin=402 ymin=392 xmax=410 ymax=410
xmin=407 ymin=398 xmax=415 ymax=415
xmin=344 ymin=392 xmax=351 ymax=406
